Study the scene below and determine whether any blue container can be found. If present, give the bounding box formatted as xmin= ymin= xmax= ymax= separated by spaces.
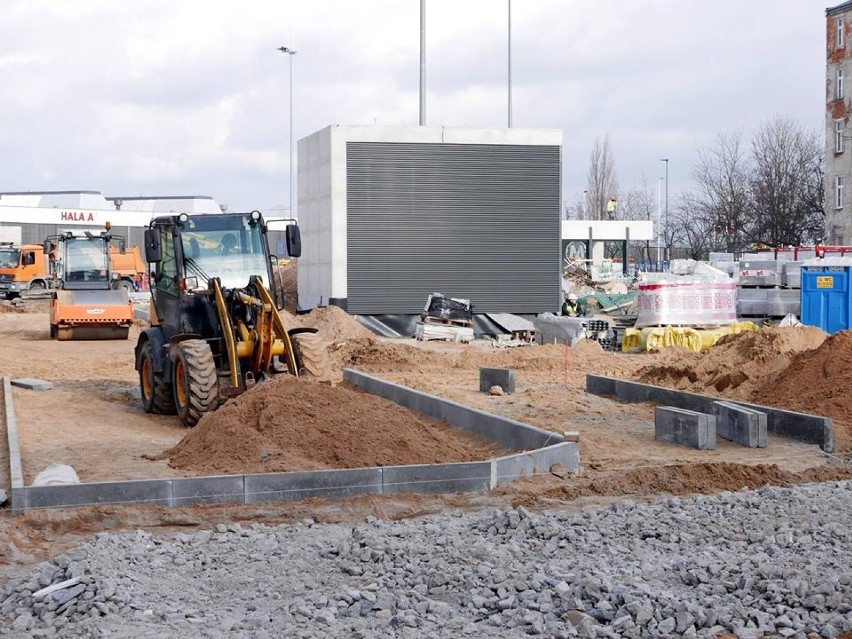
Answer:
xmin=800 ymin=265 xmax=852 ymax=333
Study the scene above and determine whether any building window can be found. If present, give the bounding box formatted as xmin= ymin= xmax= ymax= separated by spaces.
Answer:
xmin=837 ymin=175 xmax=845 ymax=209
xmin=839 ymin=69 xmax=845 ymax=100
xmin=839 ymin=17 xmax=846 ymax=48
xmin=837 ymin=120 xmax=846 ymax=153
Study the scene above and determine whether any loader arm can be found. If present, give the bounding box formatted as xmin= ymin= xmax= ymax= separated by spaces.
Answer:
xmin=253 ymin=276 xmax=300 ymax=376
xmin=212 ymin=278 xmax=241 ymax=390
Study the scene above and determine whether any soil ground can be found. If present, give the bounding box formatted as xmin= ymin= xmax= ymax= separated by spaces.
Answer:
xmin=0 ymin=302 xmax=850 ymax=580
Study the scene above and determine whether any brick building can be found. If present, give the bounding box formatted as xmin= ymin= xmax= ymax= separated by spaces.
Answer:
xmin=827 ymin=1 xmax=852 ymax=244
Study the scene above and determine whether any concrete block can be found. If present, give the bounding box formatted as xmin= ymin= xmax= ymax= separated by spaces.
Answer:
xmin=10 ymin=378 xmax=53 ymax=391
xmin=492 ymin=443 xmax=580 ymax=486
xmin=382 ymin=462 xmax=491 ymax=495
xmin=172 ymin=475 xmax=245 ymax=506
xmin=654 ymin=406 xmax=716 ymax=450
xmin=25 ymin=479 xmax=173 ymax=510
xmin=712 ymin=401 xmax=767 ymax=448
xmin=479 ymin=368 xmax=516 ymax=394
xmin=244 ymin=468 xmax=382 ymax=504
xmin=586 ymin=375 xmax=833 ymax=453
xmin=766 ymin=289 xmax=801 ymax=317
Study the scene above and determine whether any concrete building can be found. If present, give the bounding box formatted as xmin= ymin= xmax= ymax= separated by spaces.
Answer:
xmin=298 ymin=125 xmax=562 ymax=315
xmin=826 ymin=2 xmax=852 ymax=244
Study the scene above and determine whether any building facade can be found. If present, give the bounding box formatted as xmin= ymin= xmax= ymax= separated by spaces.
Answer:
xmin=297 ymin=125 xmax=563 ymax=315
xmin=827 ymin=2 xmax=852 ymax=244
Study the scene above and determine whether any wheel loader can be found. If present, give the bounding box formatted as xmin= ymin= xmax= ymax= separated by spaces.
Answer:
xmin=45 ymin=227 xmax=135 ymax=340
xmin=134 ymin=210 xmax=328 ymax=426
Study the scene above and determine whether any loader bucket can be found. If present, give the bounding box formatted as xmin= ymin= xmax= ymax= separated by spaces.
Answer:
xmin=50 ymin=289 xmax=134 ymax=341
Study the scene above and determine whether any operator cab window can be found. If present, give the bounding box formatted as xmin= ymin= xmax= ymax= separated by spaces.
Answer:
xmin=156 ymin=228 xmax=179 ymax=295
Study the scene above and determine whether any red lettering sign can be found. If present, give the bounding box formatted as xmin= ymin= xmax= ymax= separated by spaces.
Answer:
xmin=60 ymin=211 xmax=96 ymax=222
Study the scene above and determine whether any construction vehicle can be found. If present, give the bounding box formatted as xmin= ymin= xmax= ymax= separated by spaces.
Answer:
xmin=0 ymin=241 xmax=146 ymax=299
xmin=134 ymin=210 xmax=327 ymax=426
xmin=45 ymin=227 xmax=135 ymax=340
xmin=0 ymin=243 xmax=51 ymax=298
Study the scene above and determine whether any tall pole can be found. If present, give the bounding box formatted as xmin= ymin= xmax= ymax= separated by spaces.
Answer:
xmin=661 ymin=158 xmax=669 ymax=261
xmin=419 ymin=0 xmax=425 ymax=125
xmin=656 ymin=177 xmax=663 ymax=263
xmin=278 ymin=46 xmax=297 ymax=217
xmin=507 ymin=0 xmax=512 ymax=127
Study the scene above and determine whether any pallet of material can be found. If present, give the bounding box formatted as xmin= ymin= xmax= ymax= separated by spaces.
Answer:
xmin=415 ymin=321 xmax=473 ymax=343
xmin=420 ymin=315 xmax=473 ymax=328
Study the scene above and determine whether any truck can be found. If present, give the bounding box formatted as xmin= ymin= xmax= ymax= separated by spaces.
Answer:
xmin=0 ymin=242 xmax=146 ymax=299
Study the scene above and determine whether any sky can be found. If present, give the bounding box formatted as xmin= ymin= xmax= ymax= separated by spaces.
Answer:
xmin=0 ymin=0 xmax=831 ymax=216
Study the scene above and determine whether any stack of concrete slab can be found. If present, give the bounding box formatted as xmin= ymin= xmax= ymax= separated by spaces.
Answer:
xmin=781 ymin=261 xmax=803 ymax=289
xmin=736 ymin=287 xmax=800 ymax=317
xmin=738 ymin=260 xmax=781 ymax=287
xmin=414 ymin=322 xmax=473 ymax=343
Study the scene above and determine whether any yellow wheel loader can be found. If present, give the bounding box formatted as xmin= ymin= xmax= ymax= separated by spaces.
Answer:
xmin=45 ymin=228 xmax=135 ymax=340
xmin=134 ymin=210 xmax=328 ymax=426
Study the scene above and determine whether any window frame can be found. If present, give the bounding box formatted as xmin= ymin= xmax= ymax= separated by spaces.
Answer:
xmin=837 ymin=120 xmax=846 ymax=153
xmin=838 ymin=68 xmax=845 ymax=100
xmin=838 ymin=17 xmax=846 ymax=48
xmin=836 ymin=175 xmax=846 ymax=210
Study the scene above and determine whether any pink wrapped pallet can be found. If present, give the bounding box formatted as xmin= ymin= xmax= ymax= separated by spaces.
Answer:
xmin=635 ymin=261 xmax=737 ymax=328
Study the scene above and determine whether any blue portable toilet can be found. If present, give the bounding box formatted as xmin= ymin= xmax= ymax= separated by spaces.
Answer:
xmin=800 ymin=258 xmax=852 ymax=334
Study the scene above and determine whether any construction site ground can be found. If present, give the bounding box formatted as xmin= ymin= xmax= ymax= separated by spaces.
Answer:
xmin=1 ymin=301 xmax=851 ymax=582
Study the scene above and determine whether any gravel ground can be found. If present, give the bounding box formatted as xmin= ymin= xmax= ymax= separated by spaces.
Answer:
xmin=2 ymin=481 xmax=852 ymax=639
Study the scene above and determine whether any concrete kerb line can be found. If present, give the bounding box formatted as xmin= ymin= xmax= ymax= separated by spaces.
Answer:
xmin=4 ymin=376 xmax=24 ymax=512
xmin=7 ymin=468 xmax=576 ymax=514
xmin=586 ymin=374 xmax=834 ymax=453
xmin=3 ymin=371 xmax=580 ymax=511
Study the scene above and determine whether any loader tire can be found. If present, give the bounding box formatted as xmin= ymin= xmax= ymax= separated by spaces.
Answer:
xmin=290 ymin=332 xmax=331 ymax=379
xmin=138 ymin=343 xmax=176 ymax=415
xmin=173 ymin=339 xmax=218 ymax=427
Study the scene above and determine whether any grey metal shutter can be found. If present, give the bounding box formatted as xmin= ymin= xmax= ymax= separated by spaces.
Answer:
xmin=346 ymin=142 xmax=561 ymax=315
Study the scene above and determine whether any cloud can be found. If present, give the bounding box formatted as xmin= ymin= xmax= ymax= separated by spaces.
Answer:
xmin=0 ymin=0 xmax=829 ymax=213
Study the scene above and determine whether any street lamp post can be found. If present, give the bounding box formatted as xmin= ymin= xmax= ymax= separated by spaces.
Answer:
xmin=278 ymin=46 xmax=297 ymax=218
xmin=661 ymin=158 xmax=669 ymax=261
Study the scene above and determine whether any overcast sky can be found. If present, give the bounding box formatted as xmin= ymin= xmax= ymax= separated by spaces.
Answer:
xmin=0 ymin=0 xmax=830 ymax=215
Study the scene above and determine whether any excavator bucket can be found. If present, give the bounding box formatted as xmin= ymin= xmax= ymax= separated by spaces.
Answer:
xmin=50 ymin=289 xmax=134 ymax=341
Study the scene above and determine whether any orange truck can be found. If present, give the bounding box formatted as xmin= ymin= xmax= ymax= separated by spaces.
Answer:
xmin=0 ymin=242 xmax=146 ymax=299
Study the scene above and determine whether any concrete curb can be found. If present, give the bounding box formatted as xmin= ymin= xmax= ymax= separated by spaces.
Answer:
xmin=586 ymin=375 xmax=833 ymax=453
xmin=4 ymin=377 xmax=25 ymax=513
xmin=5 ymin=372 xmax=580 ymax=512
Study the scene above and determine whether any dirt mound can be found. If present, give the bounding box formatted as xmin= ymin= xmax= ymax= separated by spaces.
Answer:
xmin=755 ymin=330 xmax=852 ymax=450
xmin=330 ymin=337 xmax=426 ymax=371
xmin=541 ymin=462 xmax=852 ymax=502
xmin=151 ymin=376 xmax=506 ymax=475
xmin=635 ymin=326 xmax=828 ymax=399
xmin=0 ymin=300 xmax=50 ymax=314
xmin=299 ymin=305 xmax=373 ymax=342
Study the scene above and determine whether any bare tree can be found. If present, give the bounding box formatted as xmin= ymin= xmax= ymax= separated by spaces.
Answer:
xmin=585 ymin=135 xmax=618 ymax=220
xmin=750 ymin=116 xmax=824 ymax=246
xmin=691 ymin=131 xmax=752 ymax=253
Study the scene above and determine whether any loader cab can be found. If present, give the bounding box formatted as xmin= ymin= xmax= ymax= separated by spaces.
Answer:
xmin=144 ymin=211 xmax=290 ymax=337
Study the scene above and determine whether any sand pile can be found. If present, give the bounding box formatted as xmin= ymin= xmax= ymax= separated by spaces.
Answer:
xmin=635 ymin=326 xmax=828 ymax=399
xmin=152 ymin=377 xmax=506 ymax=475
xmin=298 ymin=305 xmax=373 ymax=342
xmin=754 ymin=330 xmax=852 ymax=450
xmin=540 ymin=462 xmax=852 ymax=502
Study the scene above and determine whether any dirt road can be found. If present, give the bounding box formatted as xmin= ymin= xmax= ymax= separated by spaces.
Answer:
xmin=0 ymin=305 xmax=849 ymax=580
